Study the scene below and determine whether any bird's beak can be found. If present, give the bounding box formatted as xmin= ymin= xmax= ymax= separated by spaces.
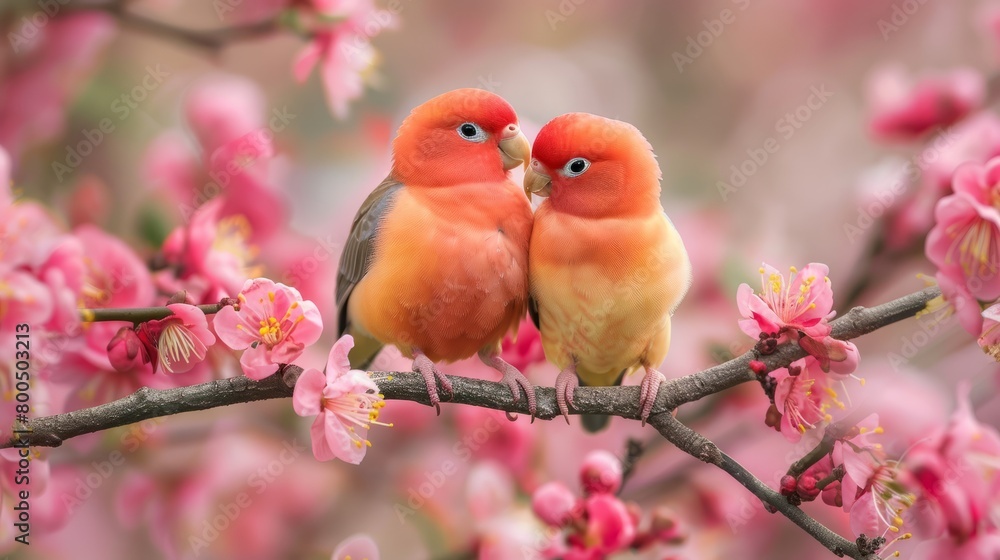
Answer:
xmin=523 ymin=159 xmax=552 ymax=199
xmin=499 ymin=124 xmax=530 ymax=171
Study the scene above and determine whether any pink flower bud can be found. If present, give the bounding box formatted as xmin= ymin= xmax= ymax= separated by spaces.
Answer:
xmin=749 ymin=360 xmax=768 ymax=375
xmin=796 ymin=475 xmax=820 ymax=501
xmin=107 ymin=327 xmax=143 ymax=372
xmin=779 ymin=475 xmax=797 ymax=496
xmin=532 ymin=482 xmax=577 ymax=527
xmin=580 ymin=450 xmax=623 ymax=495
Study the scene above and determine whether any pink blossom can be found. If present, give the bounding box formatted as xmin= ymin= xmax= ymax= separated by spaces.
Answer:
xmin=74 ymin=224 xmax=155 ymax=309
xmin=159 ymin=199 xmax=262 ymax=303
xmin=911 ymin=532 xmax=1000 ymax=560
xmin=208 ymin=131 xmax=288 ymax=241
xmin=934 ymin=272 xmax=987 ymax=336
xmin=771 ymin=358 xmax=837 ymax=442
xmin=216 ymin=278 xmax=323 ymax=379
xmin=292 ymin=335 xmax=388 ymax=463
xmin=500 ymin=316 xmax=546 ymax=373
xmin=836 ymin=415 xmax=915 ymax=539
xmin=867 ymin=65 xmax=985 ymax=141
xmin=564 ymin=494 xmax=637 ymax=560
xmin=926 ymin=157 xmax=1000 ymax=301
xmin=184 ymin=74 xmax=266 ymax=155
xmin=579 ymin=450 xmax=623 ymax=495
xmin=904 ymin=383 xmax=1000 ymax=545
xmin=737 ymin=263 xmax=835 ymax=341
xmin=293 ymin=1 xmax=397 ymax=119
xmin=532 ymin=481 xmax=578 ymax=527
xmin=923 ymin=112 xmax=1000 ymax=194
xmin=331 ymin=534 xmax=380 ymax=560
xmin=107 ymin=326 xmax=145 ymax=373
xmin=979 ymin=303 xmax=1000 ymax=360
xmin=134 ymin=304 xmax=216 ymax=374
xmin=0 ymin=13 xmax=117 ymax=163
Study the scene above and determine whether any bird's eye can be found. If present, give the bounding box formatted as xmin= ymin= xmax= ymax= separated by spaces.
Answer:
xmin=563 ymin=157 xmax=591 ymax=177
xmin=457 ymin=122 xmax=487 ymax=142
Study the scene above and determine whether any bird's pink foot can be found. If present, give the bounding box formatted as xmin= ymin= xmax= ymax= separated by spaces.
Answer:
xmin=479 ymin=350 xmax=537 ymax=420
xmin=639 ymin=367 xmax=666 ymax=426
xmin=554 ymin=364 xmax=579 ymax=425
xmin=412 ymin=352 xmax=453 ymax=415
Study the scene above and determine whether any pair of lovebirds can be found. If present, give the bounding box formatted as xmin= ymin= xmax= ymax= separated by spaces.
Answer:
xmin=336 ymin=88 xmax=691 ymax=432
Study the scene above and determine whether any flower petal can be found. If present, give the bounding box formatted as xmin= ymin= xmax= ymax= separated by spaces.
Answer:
xmin=326 ymin=335 xmax=355 ymax=377
xmin=293 ymin=368 xmax=327 ymax=417
xmin=239 ymin=344 xmax=278 ymax=380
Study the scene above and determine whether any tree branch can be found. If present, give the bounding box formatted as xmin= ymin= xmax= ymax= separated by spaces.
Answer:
xmin=6 ymin=286 xmax=940 ymax=449
xmin=3 ymin=286 xmax=939 ymax=558
xmin=87 ymin=2 xmax=283 ymax=51
xmin=80 ymin=299 xmax=236 ymax=323
xmin=647 ymin=414 xmax=876 ymax=559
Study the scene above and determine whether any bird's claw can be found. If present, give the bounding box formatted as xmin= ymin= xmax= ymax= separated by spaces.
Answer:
xmin=554 ymin=366 xmax=579 ymax=425
xmin=639 ymin=368 xmax=666 ymax=426
xmin=481 ymin=351 xmax=537 ymax=420
xmin=412 ymin=354 xmax=452 ymax=415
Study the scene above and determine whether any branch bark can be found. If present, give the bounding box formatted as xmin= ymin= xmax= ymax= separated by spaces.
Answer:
xmin=648 ymin=414 xmax=876 ymax=559
xmin=6 ymin=286 xmax=939 ymax=449
xmin=3 ymin=286 xmax=940 ymax=560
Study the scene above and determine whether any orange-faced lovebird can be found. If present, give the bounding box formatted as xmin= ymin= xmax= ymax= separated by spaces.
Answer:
xmin=524 ymin=113 xmax=691 ymax=431
xmin=336 ymin=89 xmax=537 ymax=414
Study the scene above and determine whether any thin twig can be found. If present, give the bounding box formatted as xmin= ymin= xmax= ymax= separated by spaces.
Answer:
xmin=90 ymin=2 xmax=282 ymax=51
xmin=80 ymin=299 xmax=236 ymax=323
xmin=647 ymin=414 xmax=877 ymax=560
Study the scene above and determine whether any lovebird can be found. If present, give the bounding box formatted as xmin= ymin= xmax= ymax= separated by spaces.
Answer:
xmin=524 ymin=113 xmax=691 ymax=431
xmin=336 ymin=89 xmax=537 ymax=414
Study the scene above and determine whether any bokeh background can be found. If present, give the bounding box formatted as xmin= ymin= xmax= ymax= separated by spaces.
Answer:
xmin=3 ymin=0 xmax=1000 ymax=558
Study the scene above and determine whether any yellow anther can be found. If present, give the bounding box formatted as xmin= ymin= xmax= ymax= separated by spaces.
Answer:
xmin=268 ymin=291 xmax=275 ymax=302
xmin=875 ymin=426 xmax=884 ymax=434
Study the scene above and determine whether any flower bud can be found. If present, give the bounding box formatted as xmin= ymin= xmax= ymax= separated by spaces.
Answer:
xmin=580 ymin=450 xmax=623 ymax=495
xmin=531 ymin=482 xmax=576 ymax=527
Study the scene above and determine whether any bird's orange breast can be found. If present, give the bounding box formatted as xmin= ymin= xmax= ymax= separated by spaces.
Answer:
xmin=348 ymin=180 xmax=532 ymax=362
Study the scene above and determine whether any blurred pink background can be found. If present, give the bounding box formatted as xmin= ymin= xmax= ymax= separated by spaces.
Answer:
xmin=3 ymin=0 xmax=1000 ymax=558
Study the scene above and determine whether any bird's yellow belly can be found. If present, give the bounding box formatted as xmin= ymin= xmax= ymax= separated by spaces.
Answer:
xmin=533 ymin=263 xmax=672 ymax=386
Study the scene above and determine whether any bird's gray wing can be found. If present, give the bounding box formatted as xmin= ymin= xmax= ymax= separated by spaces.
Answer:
xmin=336 ymin=177 xmax=404 ymax=337
xmin=528 ymin=295 xmax=540 ymax=330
